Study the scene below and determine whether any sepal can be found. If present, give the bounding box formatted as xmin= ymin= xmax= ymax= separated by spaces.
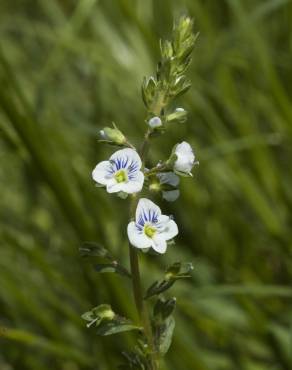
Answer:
xmin=116 ymin=191 xmax=129 ymax=199
xmin=99 ymin=123 xmax=126 ymax=146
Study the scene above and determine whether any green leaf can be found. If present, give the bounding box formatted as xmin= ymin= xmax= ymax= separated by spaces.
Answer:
xmin=116 ymin=191 xmax=129 ymax=199
xmin=96 ymin=319 xmax=141 ymax=336
xmin=154 ymin=316 xmax=175 ymax=356
xmin=79 ymin=241 xmax=112 ymax=259
xmin=145 ymin=262 xmax=193 ymax=299
xmin=95 ymin=263 xmax=131 ymax=278
xmin=165 ymin=262 xmax=193 ymax=279
xmin=119 ymin=351 xmax=147 ymax=370
xmin=144 ymin=280 xmax=175 ymax=299
xmin=153 ymin=297 xmax=176 ymax=321
xmin=80 ymin=242 xmax=131 ymax=277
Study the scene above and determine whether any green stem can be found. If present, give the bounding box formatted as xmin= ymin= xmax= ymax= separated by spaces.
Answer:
xmin=128 ymin=133 xmax=159 ymax=370
xmin=140 ymin=129 xmax=151 ymax=167
xmin=145 ymin=163 xmax=168 ymax=177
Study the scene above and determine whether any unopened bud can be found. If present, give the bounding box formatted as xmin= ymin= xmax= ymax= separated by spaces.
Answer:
xmin=99 ymin=129 xmax=106 ymax=139
xmin=99 ymin=125 xmax=126 ymax=145
xmin=166 ymin=108 xmax=187 ymax=124
xmin=148 ymin=116 xmax=162 ymax=129
xmin=101 ymin=308 xmax=115 ymax=320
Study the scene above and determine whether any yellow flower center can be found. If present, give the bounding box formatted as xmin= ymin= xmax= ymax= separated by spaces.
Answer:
xmin=114 ymin=169 xmax=127 ymax=183
xmin=144 ymin=224 xmax=156 ymax=238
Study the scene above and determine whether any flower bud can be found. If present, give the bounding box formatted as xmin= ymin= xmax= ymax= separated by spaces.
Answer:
xmin=99 ymin=124 xmax=126 ymax=145
xmin=93 ymin=304 xmax=115 ymax=321
xmin=148 ymin=116 xmax=162 ymax=129
xmin=99 ymin=130 xmax=106 ymax=139
xmin=166 ymin=107 xmax=187 ymax=124
xmin=170 ymin=141 xmax=196 ymax=176
xmin=100 ymin=308 xmax=115 ymax=320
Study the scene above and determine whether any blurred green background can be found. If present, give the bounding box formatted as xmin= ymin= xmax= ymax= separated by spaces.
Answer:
xmin=1 ymin=0 xmax=292 ymax=369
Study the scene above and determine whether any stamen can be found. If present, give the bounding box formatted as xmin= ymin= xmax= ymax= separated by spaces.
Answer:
xmin=144 ymin=224 xmax=156 ymax=238
xmin=114 ymin=169 xmax=127 ymax=183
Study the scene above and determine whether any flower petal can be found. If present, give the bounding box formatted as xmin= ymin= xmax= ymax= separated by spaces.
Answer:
xmin=174 ymin=141 xmax=195 ymax=173
xmin=92 ymin=161 xmax=112 ymax=185
xmin=162 ymin=190 xmax=180 ymax=202
xmin=157 ymin=215 xmax=170 ymax=223
xmin=110 ymin=148 xmax=142 ymax=170
xmin=175 ymin=141 xmax=194 ymax=157
xmin=135 ymin=198 xmax=161 ymax=223
xmin=106 ymin=180 xmax=124 ymax=193
xmin=157 ymin=172 xmax=180 ymax=187
xmin=119 ymin=172 xmax=144 ymax=194
xmin=161 ymin=219 xmax=179 ymax=240
xmin=151 ymin=234 xmax=167 ymax=254
xmin=127 ymin=221 xmax=152 ymax=249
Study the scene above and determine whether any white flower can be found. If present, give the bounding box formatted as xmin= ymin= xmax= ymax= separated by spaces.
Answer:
xmin=148 ymin=116 xmax=162 ymax=129
xmin=92 ymin=148 xmax=144 ymax=194
xmin=174 ymin=141 xmax=195 ymax=175
xmin=127 ymin=198 xmax=178 ymax=254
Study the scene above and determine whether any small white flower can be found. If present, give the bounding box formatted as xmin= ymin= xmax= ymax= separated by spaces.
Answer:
xmin=174 ymin=141 xmax=195 ymax=175
xmin=175 ymin=107 xmax=185 ymax=112
xmin=127 ymin=198 xmax=178 ymax=254
xmin=92 ymin=148 xmax=144 ymax=194
xmin=148 ymin=116 xmax=162 ymax=129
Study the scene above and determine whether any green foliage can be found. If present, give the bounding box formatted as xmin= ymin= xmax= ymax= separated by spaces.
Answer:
xmin=145 ymin=262 xmax=193 ymax=299
xmin=119 ymin=349 xmax=148 ymax=370
xmin=152 ymin=298 xmax=177 ymax=356
xmin=153 ymin=297 xmax=176 ymax=321
xmin=82 ymin=304 xmax=141 ymax=335
xmin=80 ymin=241 xmax=113 ymax=259
xmin=0 ymin=0 xmax=292 ymax=369
xmin=154 ymin=316 xmax=175 ymax=356
xmin=94 ymin=263 xmax=131 ymax=278
xmin=80 ymin=241 xmax=131 ymax=277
